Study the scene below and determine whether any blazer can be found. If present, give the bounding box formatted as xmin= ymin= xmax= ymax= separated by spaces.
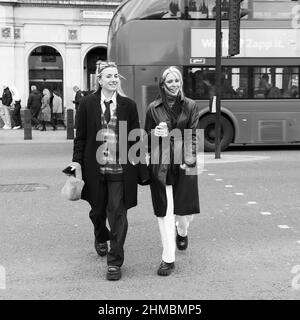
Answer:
xmin=72 ymin=88 xmax=149 ymax=209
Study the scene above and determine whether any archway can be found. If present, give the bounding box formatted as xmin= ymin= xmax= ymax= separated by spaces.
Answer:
xmin=84 ymin=46 xmax=107 ymax=92
xmin=28 ymin=46 xmax=63 ymax=96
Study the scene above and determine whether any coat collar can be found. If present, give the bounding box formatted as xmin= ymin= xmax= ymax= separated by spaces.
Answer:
xmin=152 ymin=95 xmax=185 ymax=108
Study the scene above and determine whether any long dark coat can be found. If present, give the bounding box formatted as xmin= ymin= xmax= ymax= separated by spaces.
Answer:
xmin=72 ymin=88 xmax=149 ymax=209
xmin=27 ymin=90 xmax=42 ymax=113
xmin=144 ymin=96 xmax=200 ymax=217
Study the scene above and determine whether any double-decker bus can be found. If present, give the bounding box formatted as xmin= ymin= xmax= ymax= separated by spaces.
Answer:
xmin=108 ymin=0 xmax=300 ymax=151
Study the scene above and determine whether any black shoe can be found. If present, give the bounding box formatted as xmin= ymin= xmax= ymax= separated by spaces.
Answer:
xmin=106 ymin=266 xmax=121 ymax=281
xmin=157 ymin=261 xmax=175 ymax=276
xmin=95 ymin=239 xmax=108 ymax=257
xmin=176 ymin=231 xmax=188 ymax=250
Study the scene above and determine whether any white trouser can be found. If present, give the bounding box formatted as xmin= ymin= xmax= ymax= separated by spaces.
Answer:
xmin=0 ymin=105 xmax=11 ymax=127
xmin=157 ymin=186 xmax=194 ymax=263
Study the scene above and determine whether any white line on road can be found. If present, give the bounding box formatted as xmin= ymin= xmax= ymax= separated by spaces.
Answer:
xmin=261 ymin=212 xmax=272 ymax=215
xmin=225 ymin=185 xmax=233 ymax=188
xmin=247 ymin=201 xmax=257 ymax=205
xmin=278 ymin=225 xmax=291 ymax=229
xmin=235 ymin=193 xmax=244 ymax=196
xmin=215 ymin=178 xmax=223 ymax=181
xmin=208 ymin=173 xmax=216 ymax=176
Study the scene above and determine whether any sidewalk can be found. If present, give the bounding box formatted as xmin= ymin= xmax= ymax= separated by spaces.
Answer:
xmin=0 ymin=128 xmax=73 ymax=144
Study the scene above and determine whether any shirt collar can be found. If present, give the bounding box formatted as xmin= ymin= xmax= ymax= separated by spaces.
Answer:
xmin=101 ymin=91 xmax=117 ymax=106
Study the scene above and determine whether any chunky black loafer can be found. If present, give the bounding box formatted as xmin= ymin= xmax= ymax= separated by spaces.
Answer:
xmin=95 ymin=239 xmax=108 ymax=257
xmin=176 ymin=231 xmax=188 ymax=251
xmin=157 ymin=261 xmax=175 ymax=276
xmin=106 ymin=266 xmax=122 ymax=280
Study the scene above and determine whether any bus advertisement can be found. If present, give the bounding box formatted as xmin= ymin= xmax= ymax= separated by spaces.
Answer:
xmin=107 ymin=0 xmax=300 ymax=151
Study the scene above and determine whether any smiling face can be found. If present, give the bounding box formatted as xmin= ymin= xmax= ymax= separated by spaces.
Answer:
xmin=163 ymin=72 xmax=181 ymax=97
xmin=98 ymin=66 xmax=120 ymax=93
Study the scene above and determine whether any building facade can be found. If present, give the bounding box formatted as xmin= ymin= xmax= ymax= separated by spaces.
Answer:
xmin=0 ymin=0 xmax=122 ymax=109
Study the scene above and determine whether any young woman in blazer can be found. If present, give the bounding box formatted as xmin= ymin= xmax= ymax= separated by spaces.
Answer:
xmin=70 ymin=62 xmax=148 ymax=281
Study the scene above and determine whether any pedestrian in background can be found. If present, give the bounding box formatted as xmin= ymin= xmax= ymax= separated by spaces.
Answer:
xmin=27 ymin=85 xmax=42 ymax=129
xmin=72 ymin=85 xmax=83 ymax=128
xmin=10 ymin=85 xmax=22 ymax=130
xmin=144 ymin=66 xmax=200 ymax=276
xmin=69 ymin=62 xmax=149 ymax=281
xmin=38 ymin=88 xmax=56 ymax=131
xmin=52 ymin=90 xmax=66 ymax=129
xmin=1 ymin=83 xmax=12 ymax=129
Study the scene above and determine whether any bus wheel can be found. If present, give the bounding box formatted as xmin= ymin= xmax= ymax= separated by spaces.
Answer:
xmin=198 ymin=114 xmax=234 ymax=152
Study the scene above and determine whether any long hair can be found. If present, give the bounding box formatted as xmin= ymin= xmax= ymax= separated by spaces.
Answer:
xmin=158 ymin=66 xmax=184 ymax=105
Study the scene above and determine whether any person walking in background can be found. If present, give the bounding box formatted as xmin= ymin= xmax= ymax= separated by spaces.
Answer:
xmin=27 ymin=85 xmax=42 ymax=129
xmin=144 ymin=66 xmax=200 ymax=276
xmin=69 ymin=62 xmax=149 ymax=281
xmin=1 ymin=83 xmax=12 ymax=129
xmin=10 ymin=85 xmax=22 ymax=130
xmin=52 ymin=90 xmax=66 ymax=129
xmin=72 ymin=85 xmax=83 ymax=128
xmin=38 ymin=88 xmax=56 ymax=131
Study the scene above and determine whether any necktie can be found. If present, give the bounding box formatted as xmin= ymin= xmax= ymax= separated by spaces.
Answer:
xmin=104 ymin=100 xmax=112 ymax=124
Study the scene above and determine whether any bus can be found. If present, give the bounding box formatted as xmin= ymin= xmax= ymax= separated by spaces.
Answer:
xmin=107 ymin=0 xmax=300 ymax=151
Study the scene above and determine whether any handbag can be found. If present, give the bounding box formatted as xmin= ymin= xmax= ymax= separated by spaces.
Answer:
xmin=61 ymin=164 xmax=84 ymax=201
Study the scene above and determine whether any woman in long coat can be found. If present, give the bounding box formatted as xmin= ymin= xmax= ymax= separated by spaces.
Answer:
xmin=144 ymin=66 xmax=200 ymax=276
xmin=39 ymin=88 xmax=56 ymax=131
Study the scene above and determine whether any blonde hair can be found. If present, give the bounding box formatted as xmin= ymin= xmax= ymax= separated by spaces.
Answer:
xmin=159 ymin=66 xmax=184 ymax=100
xmin=96 ymin=61 xmax=127 ymax=96
xmin=43 ymin=88 xmax=51 ymax=97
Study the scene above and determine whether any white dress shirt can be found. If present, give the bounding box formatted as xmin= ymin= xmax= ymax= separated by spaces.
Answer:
xmin=101 ymin=92 xmax=117 ymax=118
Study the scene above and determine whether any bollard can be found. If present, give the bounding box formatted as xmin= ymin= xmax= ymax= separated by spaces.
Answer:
xmin=66 ymin=109 xmax=74 ymax=140
xmin=24 ymin=109 xmax=32 ymax=140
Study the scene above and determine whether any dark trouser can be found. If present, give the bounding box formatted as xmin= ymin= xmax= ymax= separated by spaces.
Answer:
xmin=89 ymin=180 xmax=128 ymax=267
xmin=52 ymin=113 xmax=66 ymax=128
xmin=31 ymin=108 xmax=41 ymax=127
xmin=12 ymin=101 xmax=22 ymax=127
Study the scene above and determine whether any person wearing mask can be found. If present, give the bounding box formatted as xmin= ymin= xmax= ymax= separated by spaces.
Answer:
xmin=68 ymin=62 xmax=149 ymax=281
xmin=144 ymin=66 xmax=200 ymax=276
xmin=27 ymin=85 xmax=42 ymax=129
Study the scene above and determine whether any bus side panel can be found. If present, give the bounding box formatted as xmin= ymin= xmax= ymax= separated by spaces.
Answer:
xmin=134 ymin=66 xmax=164 ymax=125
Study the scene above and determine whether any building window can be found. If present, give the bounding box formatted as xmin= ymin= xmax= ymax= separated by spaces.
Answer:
xmin=1 ymin=27 xmax=11 ymax=39
xmin=68 ymin=30 xmax=78 ymax=41
xmin=14 ymin=28 xmax=21 ymax=39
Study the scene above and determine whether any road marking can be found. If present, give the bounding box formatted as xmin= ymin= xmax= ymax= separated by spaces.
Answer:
xmin=0 ymin=265 xmax=6 ymax=290
xmin=203 ymin=154 xmax=270 ymax=164
xmin=278 ymin=225 xmax=291 ymax=229
xmin=225 ymin=185 xmax=233 ymax=188
xmin=247 ymin=201 xmax=257 ymax=205
xmin=261 ymin=211 xmax=272 ymax=215
xmin=297 ymin=241 xmax=300 ymax=244
xmin=215 ymin=178 xmax=223 ymax=181
xmin=208 ymin=173 xmax=216 ymax=176
xmin=235 ymin=193 xmax=244 ymax=196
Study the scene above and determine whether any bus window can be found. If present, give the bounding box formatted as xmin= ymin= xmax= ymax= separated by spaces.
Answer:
xmin=253 ymin=67 xmax=299 ymax=99
xmin=183 ymin=67 xmax=247 ymax=100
